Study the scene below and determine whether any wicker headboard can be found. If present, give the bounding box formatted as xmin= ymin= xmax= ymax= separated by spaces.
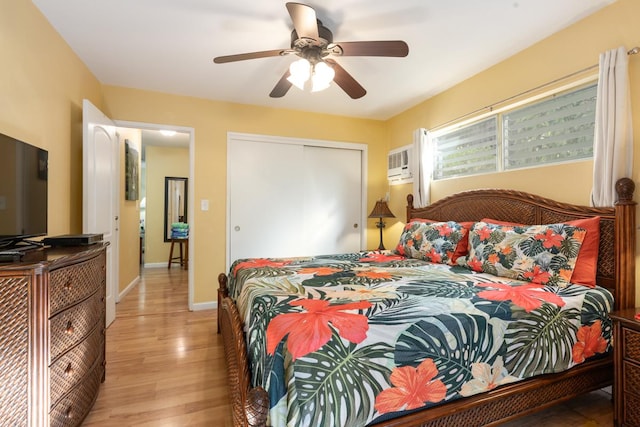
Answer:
xmin=406 ymin=178 xmax=636 ymax=310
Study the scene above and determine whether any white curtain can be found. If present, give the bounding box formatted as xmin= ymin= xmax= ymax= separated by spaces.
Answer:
xmin=412 ymin=128 xmax=432 ymax=208
xmin=591 ymin=46 xmax=633 ymax=207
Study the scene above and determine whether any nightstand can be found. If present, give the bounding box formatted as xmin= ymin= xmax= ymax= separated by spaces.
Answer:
xmin=611 ymin=309 xmax=640 ymax=427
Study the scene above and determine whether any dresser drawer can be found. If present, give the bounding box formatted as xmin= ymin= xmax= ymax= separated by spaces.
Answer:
xmin=50 ymin=290 xmax=104 ymax=362
xmin=622 ymin=384 xmax=640 ymax=427
xmin=49 ymin=358 xmax=104 ymax=427
xmin=50 ymin=254 xmax=106 ymax=316
xmin=624 ymin=327 xmax=640 ymax=361
xmin=49 ymin=324 xmax=104 ymax=408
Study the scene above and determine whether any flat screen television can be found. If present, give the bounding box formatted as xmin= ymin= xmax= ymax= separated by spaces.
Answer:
xmin=0 ymin=132 xmax=48 ymax=249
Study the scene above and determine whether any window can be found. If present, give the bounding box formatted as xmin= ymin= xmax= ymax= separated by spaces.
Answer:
xmin=432 ymin=84 xmax=597 ymax=180
xmin=433 ymin=117 xmax=497 ymax=180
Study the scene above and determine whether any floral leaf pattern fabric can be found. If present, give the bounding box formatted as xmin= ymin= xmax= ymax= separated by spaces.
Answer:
xmin=395 ymin=221 xmax=467 ymax=265
xmin=467 ymin=222 xmax=586 ymax=287
xmin=228 ymin=251 xmax=613 ymax=427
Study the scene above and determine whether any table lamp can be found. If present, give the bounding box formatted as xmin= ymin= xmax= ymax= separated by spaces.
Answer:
xmin=368 ymin=200 xmax=395 ymax=250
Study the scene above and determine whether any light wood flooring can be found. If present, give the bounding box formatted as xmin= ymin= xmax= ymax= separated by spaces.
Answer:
xmin=82 ymin=267 xmax=614 ymax=426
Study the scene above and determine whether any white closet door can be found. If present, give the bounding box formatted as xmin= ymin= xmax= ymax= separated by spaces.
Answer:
xmin=228 ymin=139 xmax=305 ymax=262
xmin=303 ymin=146 xmax=361 ymax=256
xmin=227 ymin=136 xmax=364 ymax=267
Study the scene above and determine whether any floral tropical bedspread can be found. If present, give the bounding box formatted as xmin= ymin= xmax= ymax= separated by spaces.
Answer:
xmin=228 ymin=251 xmax=613 ymax=427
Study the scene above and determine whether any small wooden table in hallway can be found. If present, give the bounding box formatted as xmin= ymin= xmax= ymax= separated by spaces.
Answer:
xmin=168 ymin=238 xmax=188 ymax=269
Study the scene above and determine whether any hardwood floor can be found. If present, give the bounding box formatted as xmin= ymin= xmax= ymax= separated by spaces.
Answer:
xmin=82 ymin=267 xmax=232 ymax=426
xmin=82 ymin=267 xmax=614 ymax=426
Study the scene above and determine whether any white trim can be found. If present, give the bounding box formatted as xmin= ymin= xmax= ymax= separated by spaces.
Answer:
xmin=226 ymin=132 xmax=368 ymax=272
xmin=118 ymin=275 xmax=140 ymax=302
xmin=115 ymin=120 xmax=195 ymax=311
xmin=192 ymin=301 xmax=217 ymax=311
xmin=143 ymin=262 xmax=168 ymax=268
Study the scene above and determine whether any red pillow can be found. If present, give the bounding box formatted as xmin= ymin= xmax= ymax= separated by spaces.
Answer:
xmin=481 ymin=217 xmax=600 ymax=287
xmin=410 ymin=219 xmax=473 ymax=262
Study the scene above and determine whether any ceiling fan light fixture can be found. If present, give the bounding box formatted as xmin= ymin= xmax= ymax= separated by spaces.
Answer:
xmin=311 ymin=60 xmax=335 ymax=92
xmin=287 ymin=58 xmax=311 ymax=90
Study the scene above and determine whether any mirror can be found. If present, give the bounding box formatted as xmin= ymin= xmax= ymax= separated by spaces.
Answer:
xmin=164 ymin=177 xmax=188 ymax=242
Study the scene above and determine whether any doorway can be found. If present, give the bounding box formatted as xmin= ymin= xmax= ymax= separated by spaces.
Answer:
xmin=116 ymin=121 xmax=195 ymax=310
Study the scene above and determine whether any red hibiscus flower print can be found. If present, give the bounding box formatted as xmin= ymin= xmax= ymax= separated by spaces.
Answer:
xmin=356 ymin=270 xmax=393 ymax=280
xmin=374 ymin=359 xmax=447 ymax=414
xmin=572 ymin=320 xmax=607 ymax=363
xmin=266 ymin=298 xmax=372 ymax=360
xmin=298 ymin=267 xmax=342 ymax=276
xmin=425 ymin=248 xmax=442 ymax=263
xmin=435 ymin=223 xmax=453 ymax=236
xmin=359 ymin=253 xmax=405 ymax=263
xmin=477 ymin=226 xmax=492 ymax=241
xmin=477 ymin=282 xmax=565 ymax=312
xmin=534 ymin=229 xmax=564 ymax=249
xmin=467 ymin=257 xmax=483 ymax=272
xmin=232 ymin=258 xmax=291 ymax=275
xmin=522 ymin=265 xmax=552 ymax=284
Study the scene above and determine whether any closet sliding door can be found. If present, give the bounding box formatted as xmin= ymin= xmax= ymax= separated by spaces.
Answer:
xmin=227 ymin=133 xmax=365 ymax=267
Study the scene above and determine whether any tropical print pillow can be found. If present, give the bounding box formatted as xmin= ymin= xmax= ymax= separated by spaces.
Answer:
xmin=467 ymin=221 xmax=586 ymax=286
xmin=395 ymin=221 xmax=467 ymax=265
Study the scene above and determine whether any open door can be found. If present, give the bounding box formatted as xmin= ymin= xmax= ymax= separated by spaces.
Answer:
xmin=83 ymin=99 xmax=119 ymax=327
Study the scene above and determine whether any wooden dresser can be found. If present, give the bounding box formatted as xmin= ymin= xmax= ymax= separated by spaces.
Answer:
xmin=611 ymin=308 xmax=640 ymax=427
xmin=0 ymin=244 xmax=107 ymax=427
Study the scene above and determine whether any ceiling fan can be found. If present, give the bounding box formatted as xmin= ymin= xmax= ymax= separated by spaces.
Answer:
xmin=213 ymin=2 xmax=409 ymax=99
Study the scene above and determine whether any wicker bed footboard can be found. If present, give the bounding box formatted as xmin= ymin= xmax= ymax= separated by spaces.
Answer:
xmin=219 ymin=271 xmax=268 ymax=427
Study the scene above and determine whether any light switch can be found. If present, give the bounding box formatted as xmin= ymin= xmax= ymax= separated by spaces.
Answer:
xmin=200 ymin=199 xmax=209 ymax=211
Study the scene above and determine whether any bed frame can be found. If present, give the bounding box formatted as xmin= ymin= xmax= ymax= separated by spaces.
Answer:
xmin=217 ymin=177 xmax=636 ymax=427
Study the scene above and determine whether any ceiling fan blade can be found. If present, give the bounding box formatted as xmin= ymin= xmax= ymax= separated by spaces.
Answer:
xmin=286 ymin=2 xmax=319 ymax=40
xmin=333 ymin=41 xmax=409 ymax=57
xmin=270 ymin=70 xmax=293 ymax=98
xmin=213 ymin=49 xmax=285 ymax=64
xmin=325 ymin=59 xmax=366 ymax=99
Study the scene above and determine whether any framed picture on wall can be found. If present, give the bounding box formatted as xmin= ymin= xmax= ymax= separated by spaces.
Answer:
xmin=125 ymin=139 xmax=139 ymax=201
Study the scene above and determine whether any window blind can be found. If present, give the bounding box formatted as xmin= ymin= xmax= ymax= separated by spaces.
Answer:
xmin=502 ymin=84 xmax=596 ymax=169
xmin=433 ymin=117 xmax=497 ymax=179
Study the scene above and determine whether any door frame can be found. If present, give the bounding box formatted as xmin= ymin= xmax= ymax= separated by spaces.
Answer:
xmin=116 ymin=120 xmax=195 ymax=310
xmin=226 ymin=132 xmax=368 ymax=270
xmin=83 ymin=99 xmax=119 ymax=327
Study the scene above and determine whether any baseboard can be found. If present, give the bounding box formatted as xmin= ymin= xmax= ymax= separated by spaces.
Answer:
xmin=192 ymin=301 xmax=217 ymax=311
xmin=118 ymin=275 xmax=140 ymax=302
xmin=143 ymin=262 xmax=167 ymax=269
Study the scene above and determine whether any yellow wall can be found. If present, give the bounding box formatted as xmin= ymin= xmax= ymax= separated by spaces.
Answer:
xmin=0 ymin=0 xmax=103 ymax=236
xmin=144 ymin=145 xmax=189 ymax=265
xmin=117 ymin=128 xmax=142 ymax=293
xmin=387 ymin=0 xmax=640 ymax=300
xmin=99 ymin=87 xmax=388 ymax=304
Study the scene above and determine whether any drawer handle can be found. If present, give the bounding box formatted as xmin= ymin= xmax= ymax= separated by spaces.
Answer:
xmin=64 ymin=363 xmax=73 ymax=377
xmin=65 ymin=405 xmax=73 ymax=419
xmin=65 ymin=321 xmax=74 ymax=334
xmin=63 ymin=281 xmax=73 ymax=291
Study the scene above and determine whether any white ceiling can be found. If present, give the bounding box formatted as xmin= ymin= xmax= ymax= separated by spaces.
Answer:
xmin=33 ymin=0 xmax=616 ymax=120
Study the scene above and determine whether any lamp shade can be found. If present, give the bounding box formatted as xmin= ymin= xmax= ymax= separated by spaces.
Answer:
xmin=368 ymin=200 xmax=395 ymax=219
xmin=311 ymin=61 xmax=335 ymax=92
xmin=287 ymin=58 xmax=311 ymax=90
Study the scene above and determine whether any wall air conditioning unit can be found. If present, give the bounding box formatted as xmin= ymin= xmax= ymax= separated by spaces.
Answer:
xmin=387 ymin=145 xmax=413 ymax=185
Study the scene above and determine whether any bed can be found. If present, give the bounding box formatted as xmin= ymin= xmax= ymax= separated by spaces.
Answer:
xmin=218 ymin=177 xmax=636 ymax=427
